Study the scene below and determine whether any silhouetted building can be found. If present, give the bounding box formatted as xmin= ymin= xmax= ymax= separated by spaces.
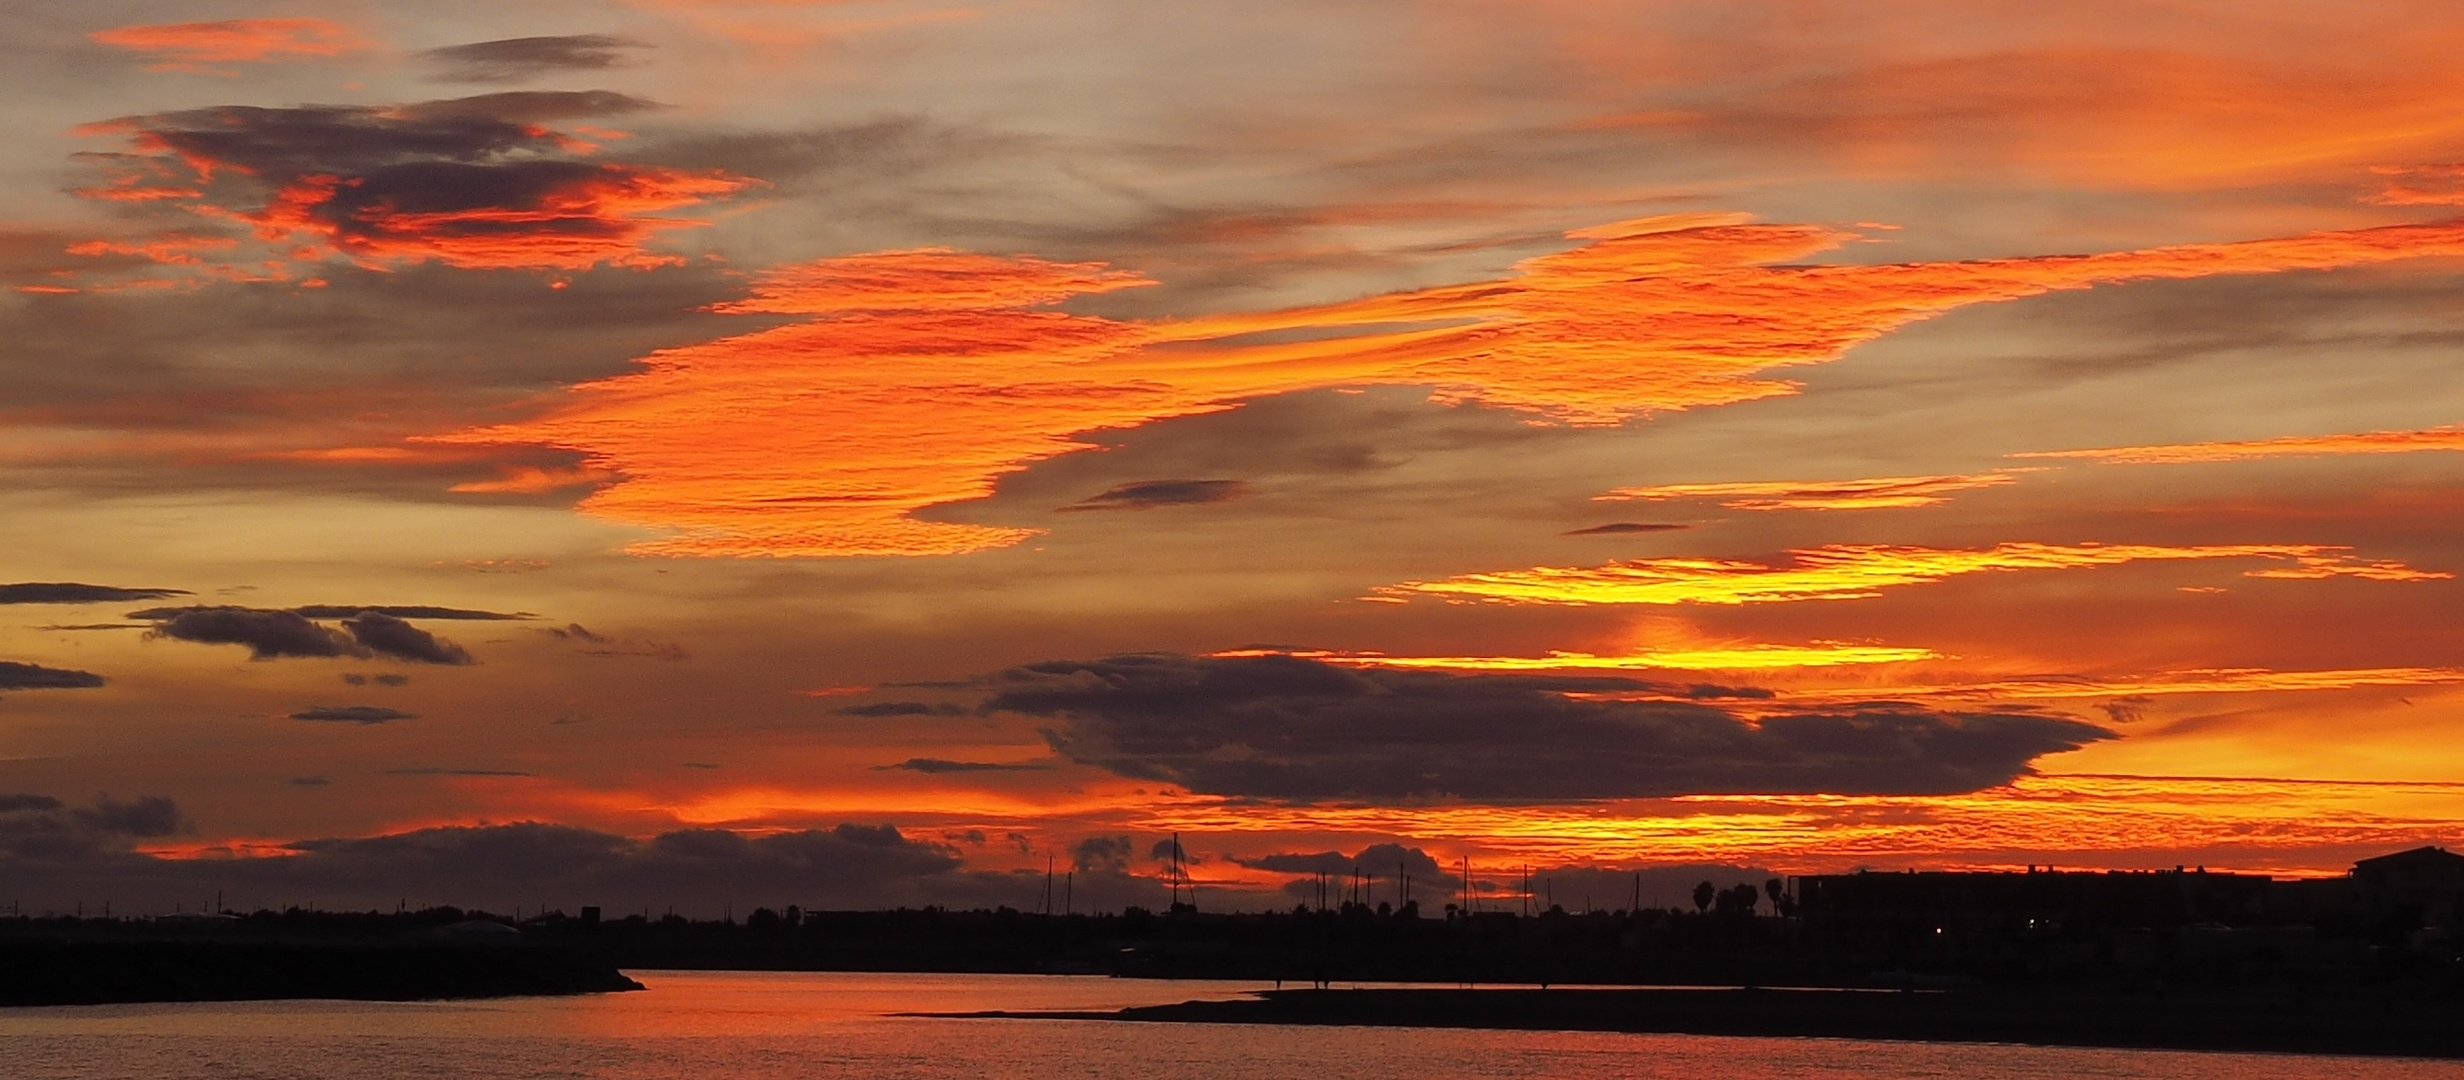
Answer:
xmin=2353 ymin=845 xmax=2464 ymax=929
xmin=1794 ymin=866 xmax=2274 ymax=933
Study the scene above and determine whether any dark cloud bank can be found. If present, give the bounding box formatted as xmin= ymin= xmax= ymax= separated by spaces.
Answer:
xmin=990 ymin=653 xmax=2111 ymax=800
xmin=0 ymin=798 xmax=1164 ymax=916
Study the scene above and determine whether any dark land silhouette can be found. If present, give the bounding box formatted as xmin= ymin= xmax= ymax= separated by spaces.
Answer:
xmin=7 ymin=844 xmax=2464 ymax=1056
xmin=0 ymin=913 xmax=640 ymax=1005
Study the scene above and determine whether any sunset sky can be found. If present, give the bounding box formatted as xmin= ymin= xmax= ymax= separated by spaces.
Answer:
xmin=4 ymin=0 xmax=2463 ymax=917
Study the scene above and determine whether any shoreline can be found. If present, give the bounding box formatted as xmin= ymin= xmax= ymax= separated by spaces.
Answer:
xmin=927 ymin=985 xmax=2464 ymax=1059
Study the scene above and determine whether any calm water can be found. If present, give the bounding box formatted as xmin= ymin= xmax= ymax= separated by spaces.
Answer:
xmin=1 ymin=971 xmax=2459 ymax=1079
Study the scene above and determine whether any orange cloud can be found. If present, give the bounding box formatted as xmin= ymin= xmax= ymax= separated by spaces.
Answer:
xmin=1599 ymin=472 xmax=2018 ymax=511
xmin=1384 ymin=542 xmax=2450 ymax=606
xmin=90 ymin=19 xmax=369 ymax=71
xmin=442 ymin=215 xmax=2464 ymax=556
xmin=2016 ymin=425 xmax=2464 ymax=465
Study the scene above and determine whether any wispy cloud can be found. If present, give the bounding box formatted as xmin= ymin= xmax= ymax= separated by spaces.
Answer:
xmin=1384 ymin=542 xmax=2449 ymax=606
xmin=90 ymin=19 xmax=370 ymax=72
xmin=2015 ymin=426 xmax=2464 ymax=465
xmin=421 ymin=35 xmax=651 ymax=84
xmin=1599 ymin=473 xmax=2018 ymax=511
xmin=1057 ymin=479 xmax=1250 ymax=512
xmin=290 ymin=706 xmax=417 ymax=724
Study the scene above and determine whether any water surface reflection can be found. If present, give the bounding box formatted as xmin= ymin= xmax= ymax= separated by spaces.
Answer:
xmin=0 ymin=971 xmax=2457 ymax=1079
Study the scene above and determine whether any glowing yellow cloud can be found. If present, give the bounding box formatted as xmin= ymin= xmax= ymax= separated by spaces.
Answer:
xmin=1781 ymin=666 xmax=2464 ymax=703
xmin=1385 ymin=543 xmax=2449 ymax=606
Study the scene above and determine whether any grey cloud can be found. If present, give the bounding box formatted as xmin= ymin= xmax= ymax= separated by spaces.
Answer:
xmin=0 ymin=661 xmax=106 ymax=692
xmin=989 ymin=654 xmax=2112 ymax=801
xmin=878 ymin=758 xmax=1048 ymax=773
xmin=838 ymin=702 xmax=968 ymax=718
xmin=290 ymin=706 xmax=418 ymax=724
xmin=137 ymin=606 xmax=363 ymax=660
xmin=111 ymin=93 xmax=659 ymax=182
xmin=547 ymin=623 xmax=688 ymax=660
xmin=75 ymin=796 xmax=185 ymax=838
xmin=395 ymin=91 xmax=659 ymax=124
xmin=340 ymin=613 xmax=475 ymax=666
xmin=1058 ymin=479 xmax=1251 ymax=512
xmin=289 ymin=776 xmax=331 ymax=787
xmin=634 ymin=118 xmax=1013 ymax=193
xmin=341 ymin=673 xmax=411 ymax=687
xmin=0 ymin=794 xmax=186 ymax=864
xmin=1564 ymin=522 xmax=1690 ymax=535
xmin=1234 ymin=842 xmax=1446 ymax=880
xmin=1073 ymin=835 xmax=1132 ymax=875
xmin=292 ymin=605 xmax=527 ymax=620
xmin=131 ymin=606 xmax=474 ymax=664
xmin=2 ymin=260 xmax=750 ymax=450
xmin=422 ymin=35 xmax=651 ymax=84
xmin=0 ymin=583 xmax=188 ymax=604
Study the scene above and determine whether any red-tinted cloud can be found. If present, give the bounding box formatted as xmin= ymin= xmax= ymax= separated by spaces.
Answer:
xmin=90 ymin=19 xmax=370 ymax=72
xmin=2369 ymin=164 xmax=2464 ymax=206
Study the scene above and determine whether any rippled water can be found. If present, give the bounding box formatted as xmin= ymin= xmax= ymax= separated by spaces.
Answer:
xmin=2 ymin=971 xmax=2460 ymax=1079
